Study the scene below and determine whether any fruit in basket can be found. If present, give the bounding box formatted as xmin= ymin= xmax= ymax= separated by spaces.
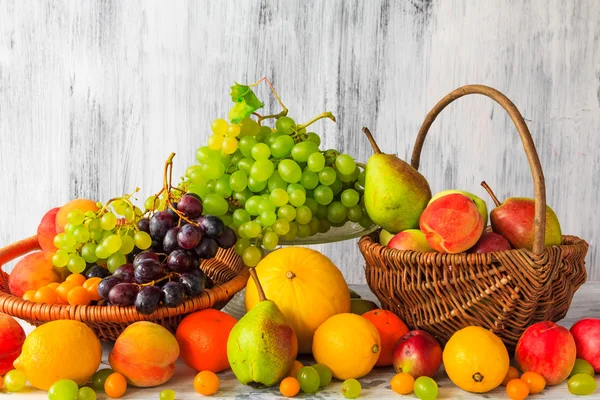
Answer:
xmin=388 ymin=229 xmax=435 ymax=252
xmin=481 ymin=181 xmax=562 ymax=250
xmin=443 ymin=326 xmax=509 ymax=393
xmin=228 ymin=268 xmax=298 ymax=387
xmin=176 ymin=309 xmax=237 ymax=372
xmin=9 ymin=251 xmax=63 ymax=296
xmin=468 ymin=232 xmax=512 ymax=253
xmin=430 ymin=190 xmax=488 ymax=227
xmin=570 ymin=318 xmax=600 ymax=372
xmin=392 ymin=330 xmax=442 ymax=378
xmin=363 ymin=309 xmax=409 ymax=367
xmin=55 ymin=198 xmax=99 ymax=233
xmin=13 ymin=320 xmax=101 ymax=390
xmin=109 ymin=321 xmax=180 ymax=387
xmin=515 ymin=321 xmax=576 ymax=385
xmin=245 ymin=247 xmax=350 ymax=353
xmin=37 ymin=207 xmax=60 ymax=252
xmin=362 ymin=128 xmax=431 ymax=234
xmin=0 ymin=314 xmax=26 ymax=375
xmin=312 ymin=313 xmax=380 ymax=379
xmin=420 ymin=193 xmax=484 ymax=253
xmin=379 ymin=229 xmax=395 ymax=246
xmin=350 ymin=298 xmax=379 ymax=315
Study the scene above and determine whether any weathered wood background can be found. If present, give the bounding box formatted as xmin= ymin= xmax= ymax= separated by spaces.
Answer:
xmin=0 ymin=0 xmax=599 ymax=282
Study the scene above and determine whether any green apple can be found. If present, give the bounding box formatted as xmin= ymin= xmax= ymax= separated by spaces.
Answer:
xmin=379 ymin=229 xmax=395 ymax=246
xmin=429 ymin=190 xmax=488 ymax=227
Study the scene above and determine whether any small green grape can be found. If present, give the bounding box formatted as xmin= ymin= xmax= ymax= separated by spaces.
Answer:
xmin=242 ymin=245 xmax=262 ymax=266
xmin=119 ymin=234 xmax=135 ymax=255
xmin=268 ymin=171 xmax=287 ymax=191
xmin=341 ymin=379 xmax=361 ymax=399
xmin=107 ymin=252 xmax=127 ymax=273
xmin=306 ymin=132 xmax=321 ymax=146
xmin=4 ymin=369 xmax=27 ymax=392
xmin=275 ymin=116 xmax=296 ymax=135
xmin=159 ymin=389 xmax=176 ymax=400
xmin=100 ymin=212 xmax=117 ymax=230
xmin=229 ymin=170 xmax=248 ymax=192
xmin=133 ymin=231 xmax=152 ymax=250
xmin=270 ymin=135 xmax=295 ymax=158
xmin=263 ymin=231 xmax=279 ymax=250
xmin=278 ymin=205 xmax=297 ymax=222
xmin=289 ymin=190 xmax=306 ymax=207
xmin=278 ymin=159 xmax=302 ymax=183
xmin=91 ymin=368 xmax=113 ymax=392
xmin=103 ymin=234 xmax=122 ymax=255
xmin=52 ymin=250 xmax=70 ymax=268
xmin=297 ymin=366 xmax=320 ymax=394
xmin=77 ymin=386 xmax=97 ymax=400
xmin=314 ymin=185 xmax=334 ymax=205
xmin=312 ymin=364 xmax=332 ymax=387
xmin=270 ymin=188 xmax=289 ymax=207
xmin=48 ymin=379 xmax=79 ymax=400
xmin=203 ymin=193 xmax=229 ymax=216
xmin=295 ymin=206 xmax=313 ymax=225
xmin=308 ymin=152 xmax=326 ymax=172
xmin=235 ymin=238 xmax=251 ymax=256
xmin=414 ymin=376 xmax=438 ymax=400
xmin=233 ymin=209 xmax=252 ymax=226
xmin=568 ymin=373 xmax=597 ymax=395
xmin=67 ymin=255 xmax=86 ymax=274
xmin=272 ymin=219 xmax=290 ymax=236
xmin=67 ymin=209 xmax=86 ymax=226
xmin=335 ymin=154 xmax=357 ymax=175
xmin=251 ymin=143 xmax=271 ymax=160
xmin=259 ymin=211 xmax=277 ymax=227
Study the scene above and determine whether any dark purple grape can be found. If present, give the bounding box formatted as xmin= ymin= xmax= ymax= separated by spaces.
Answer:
xmin=85 ymin=265 xmax=109 ymax=279
xmin=98 ymin=276 xmax=123 ymax=300
xmin=199 ymin=215 xmax=225 ymax=238
xmin=117 ymin=272 xmax=134 ymax=283
xmin=109 ymin=283 xmax=139 ymax=306
xmin=194 ymin=238 xmax=219 ymax=259
xmin=149 ymin=211 xmax=175 ymax=240
xmin=186 ymin=193 xmax=201 ymax=200
xmin=177 ymin=194 xmax=203 ymax=219
xmin=188 ymin=251 xmax=200 ymax=268
xmin=166 ymin=203 xmax=180 ymax=223
xmin=161 ymin=282 xmax=185 ymax=308
xmin=114 ymin=263 xmax=134 ymax=276
xmin=134 ymin=259 xmax=167 ymax=283
xmin=166 ymin=249 xmax=194 ymax=273
xmin=137 ymin=218 xmax=150 ymax=233
xmin=133 ymin=251 xmax=159 ymax=268
xmin=216 ymin=227 xmax=236 ymax=249
xmin=163 ymin=227 xmax=181 ymax=253
xmin=177 ymin=224 xmax=203 ymax=250
xmin=151 ymin=239 xmax=164 ymax=253
xmin=135 ymin=286 xmax=161 ymax=314
xmin=186 ymin=267 xmax=204 ymax=278
xmin=179 ymin=273 xmax=206 ymax=297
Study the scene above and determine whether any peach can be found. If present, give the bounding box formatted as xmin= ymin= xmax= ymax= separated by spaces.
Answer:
xmin=55 ymin=199 xmax=99 ymax=233
xmin=388 ymin=229 xmax=435 ymax=252
xmin=37 ymin=207 xmax=60 ymax=252
xmin=419 ymin=193 xmax=484 ymax=253
xmin=0 ymin=314 xmax=26 ymax=375
xmin=8 ymin=251 xmax=62 ymax=296
xmin=570 ymin=318 xmax=600 ymax=372
xmin=109 ymin=321 xmax=180 ymax=387
xmin=515 ymin=321 xmax=576 ymax=385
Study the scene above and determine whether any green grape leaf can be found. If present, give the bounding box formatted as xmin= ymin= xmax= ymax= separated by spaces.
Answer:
xmin=229 ymin=83 xmax=264 ymax=123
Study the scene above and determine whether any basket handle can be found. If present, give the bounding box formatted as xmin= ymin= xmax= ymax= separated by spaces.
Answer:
xmin=410 ymin=84 xmax=547 ymax=254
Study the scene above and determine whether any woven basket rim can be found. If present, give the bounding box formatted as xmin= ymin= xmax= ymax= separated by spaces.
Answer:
xmin=0 ymin=235 xmax=249 ymax=324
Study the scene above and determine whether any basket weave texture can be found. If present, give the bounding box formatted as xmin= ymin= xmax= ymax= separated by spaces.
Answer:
xmin=0 ymin=235 xmax=249 ymax=341
xmin=359 ymin=85 xmax=589 ymax=351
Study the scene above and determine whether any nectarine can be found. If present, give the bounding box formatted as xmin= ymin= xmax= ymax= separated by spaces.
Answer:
xmin=55 ymin=199 xmax=99 ymax=233
xmin=37 ymin=207 xmax=60 ymax=252
xmin=8 ymin=252 xmax=62 ymax=296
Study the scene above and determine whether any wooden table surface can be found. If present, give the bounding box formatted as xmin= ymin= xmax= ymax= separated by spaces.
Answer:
xmin=12 ymin=282 xmax=600 ymax=399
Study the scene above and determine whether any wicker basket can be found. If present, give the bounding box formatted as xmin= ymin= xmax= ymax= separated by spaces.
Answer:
xmin=358 ymin=85 xmax=589 ymax=351
xmin=0 ymin=235 xmax=249 ymax=341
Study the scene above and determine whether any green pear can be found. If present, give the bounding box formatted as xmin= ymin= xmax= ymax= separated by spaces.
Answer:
xmin=226 ymin=269 xmax=298 ymax=388
xmin=379 ymin=229 xmax=395 ymax=246
xmin=363 ymin=128 xmax=432 ymax=234
xmin=430 ymin=190 xmax=488 ymax=227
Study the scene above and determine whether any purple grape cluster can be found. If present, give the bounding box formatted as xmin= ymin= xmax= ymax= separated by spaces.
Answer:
xmin=97 ymin=193 xmax=236 ymax=314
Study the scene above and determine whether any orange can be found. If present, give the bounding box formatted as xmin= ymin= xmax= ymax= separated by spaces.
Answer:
xmin=506 ymin=378 xmax=529 ymax=400
xmin=22 ymin=290 xmax=36 ymax=302
xmin=312 ymin=313 xmax=381 ymax=380
xmin=390 ymin=372 xmax=415 ymax=395
xmin=34 ymin=287 xmax=58 ymax=304
xmin=65 ymin=274 xmax=86 ymax=286
xmin=288 ymin=360 xmax=304 ymax=378
xmin=67 ymin=286 xmax=91 ymax=306
xmin=105 ymin=372 xmax=127 ymax=398
xmin=362 ymin=309 xmax=409 ymax=366
xmin=193 ymin=370 xmax=220 ymax=396
xmin=83 ymin=277 xmax=102 ymax=301
xmin=56 ymin=282 xmax=75 ymax=303
xmin=280 ymin=377 xmax=300 ymax=397
xmin=175 ymin=309 xmax=237 ymax=372
xmin=503 ymin=366 xmax=520 ymax=386
xmin=521 ymin=371 xmax=545 ymax=394
xmin=47 ymin=282 xmax=60 ymax=290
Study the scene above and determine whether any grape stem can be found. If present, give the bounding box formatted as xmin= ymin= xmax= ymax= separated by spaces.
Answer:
xmin=249 ymin=77 xmax=288 ymax=115
xmin=296 ymin=112 xmax=336 ymax=130
xmin=161 ymin=153 xmax=200 ymax=227
xmin=140 ymin=270 xmax=182 ymax=287
xmin=356 ymin=162 xmax=367 ymax=169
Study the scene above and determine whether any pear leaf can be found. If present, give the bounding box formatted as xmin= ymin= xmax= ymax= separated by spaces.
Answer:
xmin=229 ymin=83 xmax=264 ymax=123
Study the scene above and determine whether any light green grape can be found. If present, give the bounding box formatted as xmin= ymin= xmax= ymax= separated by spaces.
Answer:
xmin=341 ymin=378 xmax=361 ymax=399
xmin=297 ymin=223 xmax=311 ymax=238
xmin=123 ymin=207 xmax=135 ymax=221
xmin=86 ymin=218 xmax=101 ymax=233
xmin=211 ymin=118 xmax=228 ymax=135
xmin=235 ymin=238 xmax=251 ymax=256
xmin=358 ymin=169 xmax=366 ymax=186
xmin=265 ymin=132 xmax=283 ymax=146
xmin=289 ymin=190 xmax=306 ymax=207
xmin=414 ymin=376 xmax=438 ymax=400
xmin=100 ymin=212 xmax=117 ymax=230
xmin=237 ymin=157 xmax=254 ymax=175
xmin=259 ymin=211 xmax=277 ymax=227
xmin=268 ymin=171 xmax=287 ymax=191
xmin=214 ymin=174 xmax=232 ymax=197
xmin=251 ymin=143 xmax=271 ymax=160
xmin=270 ymin=188 xmax=289 ymax=207
xmin=144 ymin=195 xmax=159 ymax=211
xmin=272 ymin=219 xmax=290 ymax=236
xmin=275 ymin=116 xmax=296 ymax=135
xmin=107 ymin=252 xmax=127 ymax=273
xmin=77 ymin=386 xmax=97 ymax=400
xmin=196 ymin=146 xmax=221 ymax=165
xmin=300 ymin=170 xmax=319 ymax=189
xmin=278 ymin=159 xmax=302 ymax=183
xmin=233 ymin=209 xmax=252 ymax=226
xmin=250 ymin=159 xmax=275 ymax=181
xmin=270 ymin=135 xmax=295 ymax=158
xmin=159 ymin=389 xmax=176 ymax=400
xmin=202 ymin=161 xmax=226 ymax=180
xmin=307 ymin=152 xmax=326 ymax=172
xmin=314 ymin=185 xmax=334 ymax=205
xmin=190 ymin=168 xmax=208 ymax=185
xmin=291 ymin=141 xmax=319 ymax=163
xmin=295 ymin=206 xmax=313 ymax=225
xmin=62 ymin=233 xmax=77 ymax=249
xmin=287 ymin=183 xmax=306 ymax=194
xmin=67 ymin=209 xmax=86 ymax=226
xmin=278 ymin=204 xmax=297 ymax=222
xmin=48 ymin=379 xmax=79 ymax=400
xmin=335 ymin=154 xmax=357 ymax=175
xmin=257 ymin=199 xmax=276 ymax=214
xmin=239 ymin=117 xmax=261 ymax=136
xmin=242 ymin=245 xmax=262 ymax=266
xmin=347 ymin=205 xmax=362 ymax=222
xmin=68 ymin=255 xmax=86 ymax=274
xmin=133 ymin=231 xmax=152 ymax=250
xmin=341 ymin=189 xmax=360 ymax=207
xmin=3 ymin=370 xmax=26 ymax=392
xmin=229 ymin=171 xmax=248 ymax=192
xmin=263 ymin=231 xmax=279 ymax=250
xmin=119 ymin=234 xmax=135 ymax=254
xmin=306 ymin=132 xmax=321 ymax=146
xmin=103 ymin=235 xmax=122 ymax=255
xmin=247 ymin=176 xmax=268 ymax=192
xmin=53 ymin=233 xmax=66 ymax=249
xmin=319 ymin=167 xmax=337 ymax=186
xmin=242 ymin=221 xmax=262 ymax=238
xmin=203 ymin=193 xmax=229 ymax=216
xmin=245 ymin=196 xmax=262 ymax=216
xmin=239 ymin=136 xmax=257 ymax=158
xmin=330 ymin=179 xmax=343 ymax=195
xmin=233 ymin=189 xmax=253 ymax=206
xmin=52 ymin=249 xmax=70 ymax=268
xmin=304 ymin=198 xmax=319 ymax=214
xmin=186 ymin=164 xmax=201 ymax=178
xmin=327 ymin=201 xmax=348 ymax=224
xmin=64 ymin=223 xmax=76 ymax=234
xmin=81 ymin=243 xmax=99 ymax=263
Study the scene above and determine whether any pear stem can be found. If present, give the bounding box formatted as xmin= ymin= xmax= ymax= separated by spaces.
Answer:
xmin=481 ymin=181 xmax=502 ymax=207
xmin=363 ymin=127 xmax=381 ymax=154
xmin=249 ymin=267 xmax=267 ymax=302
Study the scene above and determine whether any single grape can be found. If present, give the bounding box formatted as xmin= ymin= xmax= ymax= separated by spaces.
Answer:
xmin=160 ymin=389 xmax=176 ymax=400
xmin=276 ymin=116 xmax=296 ymax=135
xmin=195 ymin=238 xmax=219 ymax=259
xmin=92 ymin=369 xmax=114 ymax=392
xmin=216 ymin=227 xmax=237 ymax=248
xmin=208 ymin=133 xmax=223 ymax=150
xmin=135 ymin=286 xmax=161 ymax=315
xmin=241 ymin=221 xmax=262 ymax=238
xmin=358 ymin=169 xmax=366 ymax=186
xmin=235 ymin=238 xmax=251 ymax=256
xmin=52 ymin=249 xmax=70 ymax=267
xmin=309 ymin=217 xmax=320 ymax=235
xmin=103 ymin=234 xmax=123 ymax=255
xmin=134 ymin=231 xmax=152 ymax=250
xmin=119 ymin=235 xmax=135 ymax=255
xmin=263 ymin=231 xmax=279 ymax=250
xmin=306 ymin=132 xmax=321 ymax=146
xmin=133 ymin=250 xmax=159 ymax=267
xmin=570 ymin=358 xmax=595 ymax=377
xmin=85 ymin=265 xmax=109 ymax=279
xmin=177 ymin=224 xmax=203 ymax=249
xmin=341 ymin=379 xmax=361 ymax=399
xmin=329 ymin=179 xmax=343 ymax=195
xmin=242 ymin=246 xmax=262 ymax=266
xmin=237 ymin=157 xmax=255 ymax=175
xmin=239 ymin=136 xmax=257 ymax=158
xmin=61 ymin=233 xmax=77 ymax=248
xmin=247 ymin=176 xmax=268 ymax=192
xmin=113 ymin=263 xmax=134 ymax=277
xmin=233 ymin=189 xmax=253 ymax=207
xmin=214 ymin=174 xmax=232 ymax=197
xmin=289 ymin=190 xmax=306 ymax=207
xmin=300 ymin=170 xmax=319 ymax=189
xmin=109 ymin=283 xmax=139 ymax=306
xmin=4 ymin=369 xmax=26 ymax=392
xmin=48 ymin=379 xmax=79 ymax=400
xmin=318 ymin=219 xmax=331 ymax=233
xmin=149 ymin=211 xmax=175 ymax=240
xmin=318 ymin=167 xmax=337 ymax=185
xmin=295 ymin=206 xmax=313 ymax=225
xmin=291 ymin=141 xmax=320 ymax=162
xmin=282 ymin=221 xmax=299 ymax=241
xmin=312 ymin=364 xmax=332 ymax=387
xmin=221 ymin=137 xmax=238 ymax=154
xmin=229 ymin=170 xmax=248 ymax=192
xmin=77 ymin=386 xmax=97 ymax=400
xmin=199 ymin=215 xmax=225 ymax=238
xmin=163 ymin=226 xmax=181 ymax=253
xmin=272 ymin=219 xmax=291 ymax=236
xmin=259 ymin=211 xmax=277 ymax=227
xmin=67 ymin=209 xmax=86 ymax=225
xmin=202 ymin=161 xmax=226 ymax=180
xmin=347 ymin=205 xmax=362 ymax=222
xmin=307 ymin=152 xmax=326 ymax=172
xmin=268 ymin=171 xmax=287 ymax=191
xmin=278 ymin=159 xmax=302 ymax=183
xmin=166 ymin=249 xmax=194 ymax=273
xmin=73 ymin=226 xmax=90 ymax=243
xmin=278 ymin=205 xmax=297 ymax=222
xmin=100 ymin=212 xmax=117 ymax=230
xmin=245 ymin=196 xmax=263 ymax=215
xmin=239 ymin=117 xmax=261 ymax=136
xmin=314 ymin=185 xmax=334 ymax=205
xmin=162 ymin=282 xmax=185 ymax=308
xmin=179 ymin=273 xmax=206 ymax=296
xmin=178 ymin=194 xmax=204 ymax=218
xmin=135 ymin=259 xmax=167 ymax=283
xmin=297 ymin=223 xmax=311 ymax=238
xmin=359 ymin=213 xmax=374 ymax=228
xmin=98 ymin=276 xmax=123 ymax=300
xmin=211 ymin=118 xmax=228 ymax=135
xmin=341 ymin=189 xmax=360 ymax=207
xmin=202 ymin=193 xmax=229 ymax=216
xmin=297 ymin=366 xmax=320 ymax=394
xmin=68 ymin=255 xmax=87 ymax=274
xmin=251 ymin=143 xmax=271 ymax=160
xmin=196 ymin=146 xmax=221 ymax=164
xmin=233 ymin=209 xmax=252 ymax=226
xmin=250 ymin=159 xmax=275 ymax=181
xmin=270 ymin=135 xmax=295 ymax=158
xmin=256 ymin=125 xmax=272 ymax=141
xmin=335 ymin=154 xmax=357 ymax=175
xmin=327 ymin=201 xmax=348 ymax=224
xmin=107 ymin=252 xmax=127 ymax=273
xmin=414 ymin=376 xmax=438 ymax=400
xmin=568 ymin=373 xmax=597 ymax=395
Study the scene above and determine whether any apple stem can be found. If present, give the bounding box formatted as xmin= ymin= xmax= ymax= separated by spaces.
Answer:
xmin=363 ymin=127 xmax=381 ymax=154
xmin=481 ymin=181 xmax=502 ymax=207
xmin=249 ymin=267 xmax=267 ymax=302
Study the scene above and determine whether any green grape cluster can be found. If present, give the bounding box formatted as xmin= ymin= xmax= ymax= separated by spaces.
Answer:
xmin=180 ymin=82 xmax=371 ymax=267
xmin=52 ymin=198 xmax=150 ymax=274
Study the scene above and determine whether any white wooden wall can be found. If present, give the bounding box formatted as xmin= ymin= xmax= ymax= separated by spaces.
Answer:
xmin=1 ymin=0 xmax=599 ymax=283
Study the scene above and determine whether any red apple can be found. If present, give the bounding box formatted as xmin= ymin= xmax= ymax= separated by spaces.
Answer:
xmin=570 ymin=318 xmax=600 ymax=372
xmin=0 ymin=314 xmax=26 ymax=375
xmin=515 ymin=321 xmax=576 ymax=385
xmin=468 ymin=232 xmax=512 ymax=253
xmin=37 ymin=207 xmax=60 ymax=252
xmin=392 ymin=330 xmax=442 ymax=378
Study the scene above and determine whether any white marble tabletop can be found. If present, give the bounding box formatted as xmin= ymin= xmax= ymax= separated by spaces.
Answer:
xmin=11 ymin=282 xmax=600 ymax=399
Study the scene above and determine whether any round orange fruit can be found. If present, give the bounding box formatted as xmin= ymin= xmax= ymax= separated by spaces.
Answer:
xmin=362 ymin=309 xmax=409 ymax=367
xmin=176 ymin=309 xmax=237 ymax=373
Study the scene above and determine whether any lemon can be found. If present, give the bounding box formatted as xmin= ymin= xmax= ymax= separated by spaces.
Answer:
xmin=443 ymin=326 xmax=509 ymax=393
xmin=13 ymin=320 xmax=101 ymax=390
xmin=312 ymin=313 xmax=380 ymax=380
